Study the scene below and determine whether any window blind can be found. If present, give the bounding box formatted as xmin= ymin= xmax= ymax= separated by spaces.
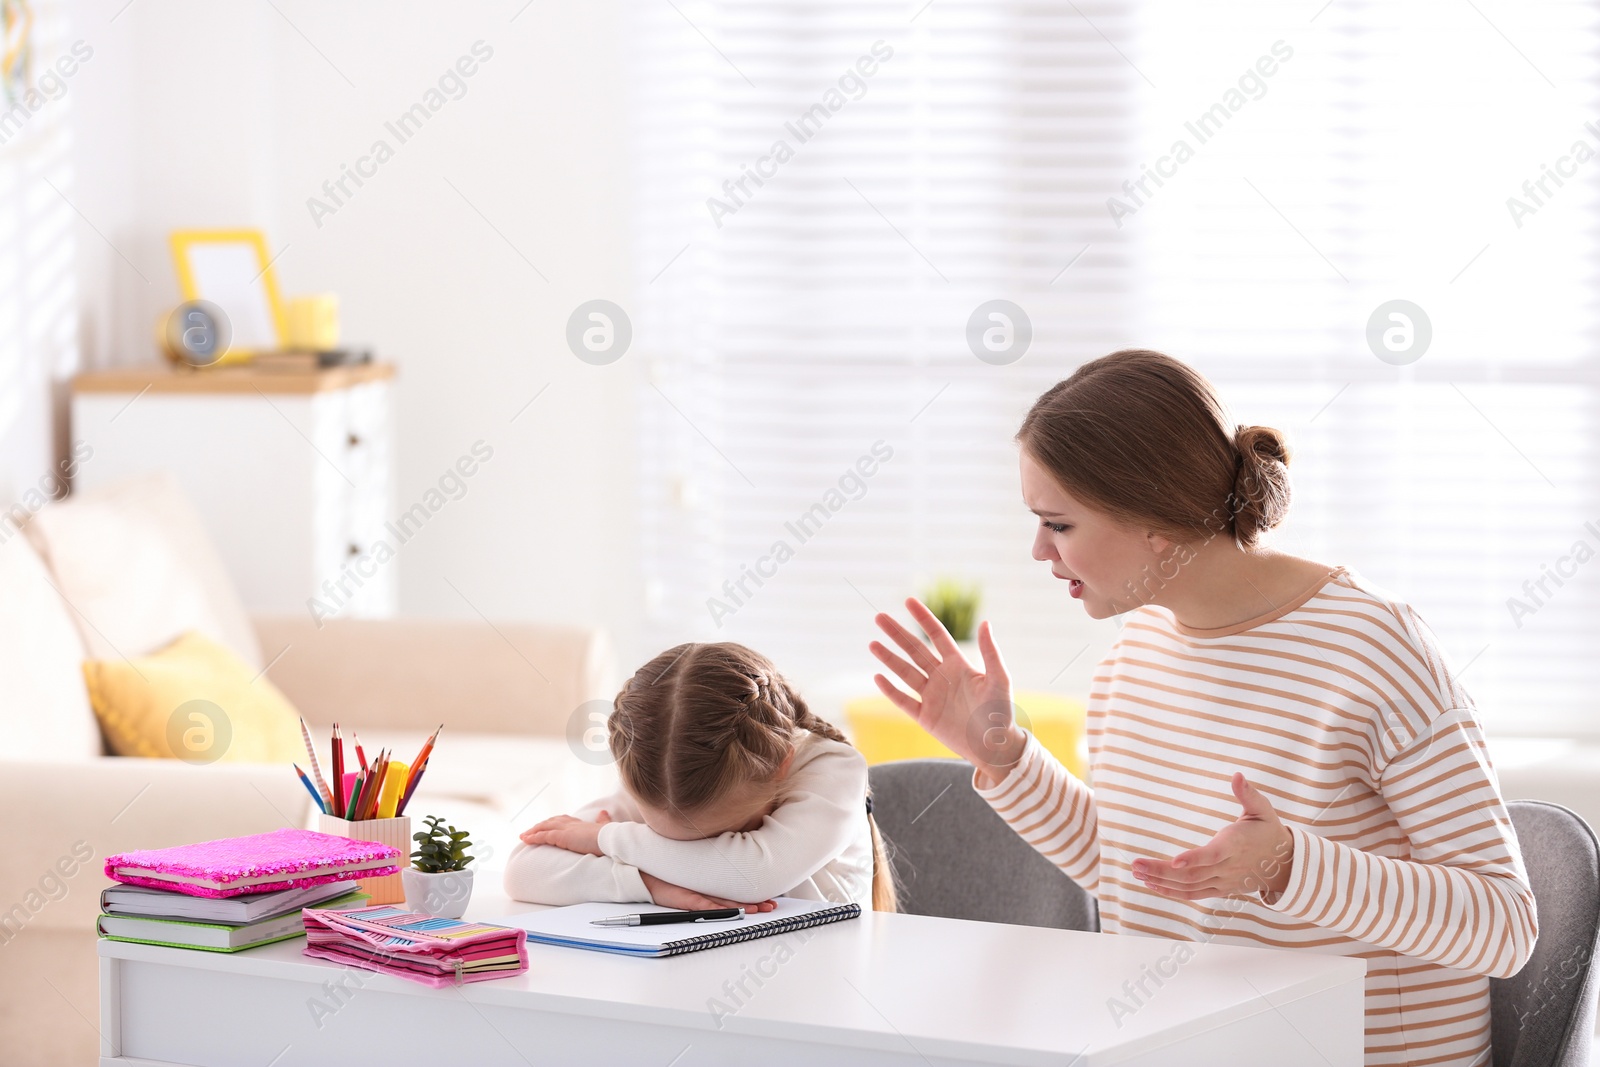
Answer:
xmin=632 ymin=1 xmax=1143 ymax=714
xmin=632 ymin=0 xmax=1600 ymax=736
xmin=1131 ymin=0 xmax=1600 ymax=737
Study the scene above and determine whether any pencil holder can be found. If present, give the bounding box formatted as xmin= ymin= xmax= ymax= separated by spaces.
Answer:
xmin=317 ymin=814 xmax=410 ymax=905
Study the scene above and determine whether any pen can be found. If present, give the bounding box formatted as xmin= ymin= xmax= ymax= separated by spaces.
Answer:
xmin=590 ymin=908 xmax=745 ymax=927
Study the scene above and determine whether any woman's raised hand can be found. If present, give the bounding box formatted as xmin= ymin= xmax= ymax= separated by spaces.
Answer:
xmin=869 ymin=598 xmax=1026 ymax=788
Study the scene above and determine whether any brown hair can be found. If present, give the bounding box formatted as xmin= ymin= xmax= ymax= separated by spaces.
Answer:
xmin=1015 ymin=348 xmax=1291 ymax=550
xmin=608 ymin=642 xmax=899 ymax=912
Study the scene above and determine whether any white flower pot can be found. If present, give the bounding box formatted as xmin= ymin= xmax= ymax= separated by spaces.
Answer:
xmin=401 ymin=866 xmax=475 ymax=918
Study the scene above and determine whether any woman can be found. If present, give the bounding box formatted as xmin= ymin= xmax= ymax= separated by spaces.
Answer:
xmin=870 ymin=348 xmax=1536 ymax=1067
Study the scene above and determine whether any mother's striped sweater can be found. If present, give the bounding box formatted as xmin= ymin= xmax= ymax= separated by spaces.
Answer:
xmin=976 ymin=566 xmax=1536 ymax=1067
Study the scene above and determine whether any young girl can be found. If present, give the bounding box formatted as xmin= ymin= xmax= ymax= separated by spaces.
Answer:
xmin=505 ymin=641 xmax=896 ymax=913
xmin=871 ymin=349 xmax=1536 ymax=1067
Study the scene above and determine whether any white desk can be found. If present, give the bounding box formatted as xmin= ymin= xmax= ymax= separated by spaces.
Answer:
xmin=98 ymin=891 xmax=1365 ymax=1067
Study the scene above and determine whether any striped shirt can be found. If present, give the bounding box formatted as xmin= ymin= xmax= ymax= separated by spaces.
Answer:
xmin=975 ymin=565 xmax=1537 ymax=1067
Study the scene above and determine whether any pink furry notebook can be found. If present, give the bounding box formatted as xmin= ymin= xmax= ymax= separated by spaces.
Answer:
xmin=105 ymin=829 xmax=402 ymax=899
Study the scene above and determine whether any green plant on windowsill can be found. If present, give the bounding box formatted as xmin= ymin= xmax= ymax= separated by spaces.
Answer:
xmin=411 ymin=815 xmax=474 ymax=873
xmin=922 ymin=578 xmax=981 ymax=643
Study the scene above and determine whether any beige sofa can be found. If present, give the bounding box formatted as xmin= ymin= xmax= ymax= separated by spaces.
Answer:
xmin=0 ymin=473 xmax=619 ymax=1067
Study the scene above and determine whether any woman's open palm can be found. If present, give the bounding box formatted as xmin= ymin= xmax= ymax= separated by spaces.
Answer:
xmin=869 ymin=598 xmax=1023 ymax=779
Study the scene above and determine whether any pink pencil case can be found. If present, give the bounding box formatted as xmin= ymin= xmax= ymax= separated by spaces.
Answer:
xmin=105 ymin=828 xmax=402 ymax=899
xmin=302 ymin=904 xmax=528 ymax=987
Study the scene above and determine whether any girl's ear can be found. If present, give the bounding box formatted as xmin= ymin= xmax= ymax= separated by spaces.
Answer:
xmin=776 ymin=743 xmax=799 ymax=781
xmin=1145 ymin=530 xmax=1174 ymax=556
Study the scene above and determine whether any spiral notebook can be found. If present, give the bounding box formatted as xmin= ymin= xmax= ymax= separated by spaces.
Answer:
xmin=502 ymin=897 xmax=861 ymax=957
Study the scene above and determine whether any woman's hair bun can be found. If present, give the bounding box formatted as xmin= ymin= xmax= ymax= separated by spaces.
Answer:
xmin=1230 ymin=424 xmax=1292 ymax=548
xmin=1235 ymin=424 xmax=1290 ymax=466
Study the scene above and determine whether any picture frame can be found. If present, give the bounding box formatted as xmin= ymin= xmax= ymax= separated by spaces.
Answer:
xmin=168 ymin=229 xmax=288 ymax=363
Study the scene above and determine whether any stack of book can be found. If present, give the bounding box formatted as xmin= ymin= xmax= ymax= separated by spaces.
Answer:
xmin=302 ymin=903 xmax=528 ymax=987
xmin=99 ymin=881 xmax=367 ymax=952
xmin=99 ymin=828 xmax=402 ymax=954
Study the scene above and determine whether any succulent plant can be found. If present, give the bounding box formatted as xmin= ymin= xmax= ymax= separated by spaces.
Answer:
xmin=411 ymin=815 xmax=474 ymax=873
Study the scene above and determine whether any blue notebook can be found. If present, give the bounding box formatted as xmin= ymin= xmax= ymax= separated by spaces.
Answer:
xmin=501 ymin=897 xmax=861 ymax=957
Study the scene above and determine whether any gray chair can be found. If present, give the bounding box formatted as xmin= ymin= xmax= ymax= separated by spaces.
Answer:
xmin=868 ymin=757 xmax=1099 ymax=932
xmin=1492 ymin=800 xmax=1600 ymax=1067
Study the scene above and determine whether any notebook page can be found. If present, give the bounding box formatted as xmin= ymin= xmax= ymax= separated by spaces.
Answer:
xmin=501 ymin=897 xmax=850 ymax=950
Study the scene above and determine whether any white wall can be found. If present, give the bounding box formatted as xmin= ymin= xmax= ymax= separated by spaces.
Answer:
xmin=61 ymin=0 xmax=643 ymax=663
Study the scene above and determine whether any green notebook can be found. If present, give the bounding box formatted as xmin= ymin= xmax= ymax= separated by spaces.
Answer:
xmin=97 ymin=889 xmax=368 ymax=952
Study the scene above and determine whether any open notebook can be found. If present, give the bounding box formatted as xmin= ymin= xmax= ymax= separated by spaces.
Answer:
xmin=501 ymin=897 xmax=861 ymax=958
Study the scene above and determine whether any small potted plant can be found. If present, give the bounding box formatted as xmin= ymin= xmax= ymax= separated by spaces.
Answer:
xmin=923 ymin=578 xmax=981 ymax=659
xmin=403 ymin=815 xmax=476 ymax=918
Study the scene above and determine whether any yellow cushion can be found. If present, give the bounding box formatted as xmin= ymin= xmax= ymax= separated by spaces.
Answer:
xmin=845 ymin=690 xmax=1089 ymax=781
xmin=82 ymin=631 xmax=304 ymax=764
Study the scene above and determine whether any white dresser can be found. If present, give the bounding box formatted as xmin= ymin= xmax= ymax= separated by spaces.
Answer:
xmin=71 ymin=362 xmax=397 ymax=619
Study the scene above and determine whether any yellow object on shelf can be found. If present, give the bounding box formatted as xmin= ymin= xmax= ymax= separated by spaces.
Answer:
xmin=845 ymin=690 xmax=1089 ymax=782
xmin=285 ymin=293 xmax=341 ymax=350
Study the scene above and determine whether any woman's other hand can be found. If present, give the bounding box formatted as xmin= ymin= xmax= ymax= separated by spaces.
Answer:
xmin=1131 ymin=774 xmax=1295 ymax=901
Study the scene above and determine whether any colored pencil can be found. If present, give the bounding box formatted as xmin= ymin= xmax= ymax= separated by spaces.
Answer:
xmin=353 ymin=732 xmax=369 ymax=773
xmin=331 ymin=723 xmax=345 ymax=818
xmin=353 ymin=755 xmax=371 ymax=825
xmin=293 ymin=764 xmax=327 ymax=814
xmin=396 ymin=754 xmax=429 ymax=816
xmin=298 ymin=717 xmax=334 ymax=811
xmin=357 ymin=751 xmax=383 ymax=821
xmin=395 ymin=765 xmax=420 ymax=816
xmin=366 ymin=750 xmax=390 ymax=820
xmin=402 ymin=726 xmax=442 ymax=799
xmin=346 ymin=771 xmax=367 ymax=823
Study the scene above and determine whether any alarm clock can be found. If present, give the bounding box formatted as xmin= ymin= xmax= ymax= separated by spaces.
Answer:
xmin=159 ymin=300 xmax=235 ymax=368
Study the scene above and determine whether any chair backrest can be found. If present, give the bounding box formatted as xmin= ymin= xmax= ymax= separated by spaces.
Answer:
xmin=868 ymin=757 xmax=1099 ymax=932
xmin=1492 ymin=800 xmax=1600 ymax=1067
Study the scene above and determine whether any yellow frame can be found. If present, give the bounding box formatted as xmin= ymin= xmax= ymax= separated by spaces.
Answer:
xmin=169 ymin=229 xmax=288 ymax=363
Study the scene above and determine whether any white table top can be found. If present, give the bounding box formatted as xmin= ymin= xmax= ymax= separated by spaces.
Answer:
xmin=100 ymin=889 xmax=1365 ymax=1067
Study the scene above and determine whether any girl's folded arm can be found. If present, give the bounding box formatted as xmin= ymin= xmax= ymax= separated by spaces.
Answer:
xmin=596 ymin=746 xmax=867 ymax=901
xmin=1261 ymin=707 xmax=1538 ymax=979
xmin=503 ymin=790 xmax=653 ymax=906
xmin=972 ymin=729 xmax=1102 ymax=896
xmin=501 ymin=841 xmax=652 ymax=906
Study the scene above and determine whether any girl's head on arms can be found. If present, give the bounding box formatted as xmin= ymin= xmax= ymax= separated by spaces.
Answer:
xmin=608 ymin=641 xmax=840 ymax=838
xmin=1016 ymin=348 xmax=1293 ymax=618
xmin=610 ymin=641 xmax=902 ymax=911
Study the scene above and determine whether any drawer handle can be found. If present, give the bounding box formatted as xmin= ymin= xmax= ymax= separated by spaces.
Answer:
xmin=347 ymin=543 xmax=361 ymax=558
xmin=347 ymin=433 xmax=362 ymax=448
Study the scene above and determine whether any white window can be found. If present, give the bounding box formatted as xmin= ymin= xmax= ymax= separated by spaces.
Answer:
xmin=633 ymin=1 xmax=1600 ymax=737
